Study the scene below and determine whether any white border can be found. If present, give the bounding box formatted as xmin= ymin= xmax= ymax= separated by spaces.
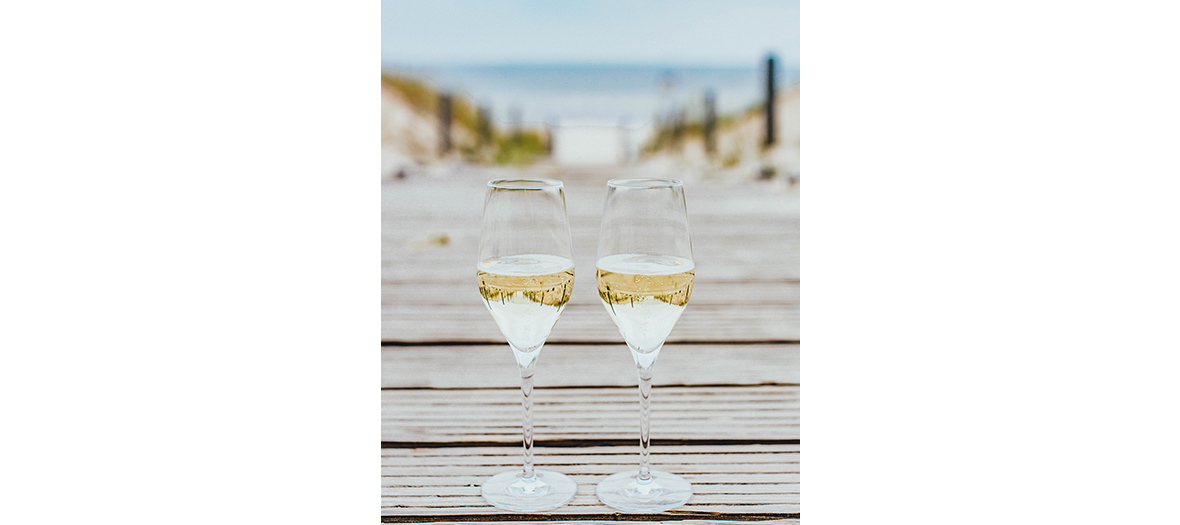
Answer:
xmin=805 ymin=2 xmax=1180 ymax=524
xmin=1 ymin=1 xmax=379 ymax=523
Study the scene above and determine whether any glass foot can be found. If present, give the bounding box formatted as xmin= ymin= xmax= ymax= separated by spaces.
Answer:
xmin=595 ymin=469 xmax=692 ymax=512
xmin=481 ymin=469 xmax=577 ymax=511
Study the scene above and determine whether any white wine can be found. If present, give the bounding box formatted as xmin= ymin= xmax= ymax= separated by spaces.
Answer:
xmin=596 ymin=254 xmax=694 ymax=353
xmin=478 ymin=254 xmax=574 ymax=352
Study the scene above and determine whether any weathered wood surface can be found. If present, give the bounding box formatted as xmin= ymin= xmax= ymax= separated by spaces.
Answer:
xmin=383 ymin=385 xmax=798 ymax=444
xmin=382 ymin=168 xmax=800 ymax=522
xmin=382 ymin=169 xmax=799 ymax=342
xmin=382 ymin=445 xmax=800 ymax=521
xmin=382 ymin=344 xmax=799 ymax=389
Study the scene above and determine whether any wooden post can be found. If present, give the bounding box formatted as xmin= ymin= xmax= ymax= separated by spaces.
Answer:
xmin=438 ymin=93 xmax=452 ymax=155
xmin=672 ymin=109 xmax=685 ymax=148
xmin=546 ymin=119 xmax=557 ymax=157
xmin=509 ymin=106 xmax=523 ymax=139
xmin=618 ymin=118 xmax=630 ymax=164
xmin=704 ymin=89 xmax=717 ymax=156
xmin=477 ymin=106 xmax=492 ymax=148
xmin=764 ymin=54 xmax=776 ymax=148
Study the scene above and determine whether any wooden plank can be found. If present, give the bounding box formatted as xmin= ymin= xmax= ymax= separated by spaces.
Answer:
xmin=384 ymin=464 xmax=798 ymax=476
xmin=382 ymin=344 xmax=798 ymax=389
xmin=381 ymin=170 xmax=799 ymax=220
xmin=384 ymin=280 xmax=797 ymax=306
xmin=382 ymin=443 xmax=796 ymax=457
xmin=387 ymin=519 xmax=802 ymax=523
xmin=382 ymin=229 xmax=797 ymax=264
xmin=382 ymin=444 xmax=799 ymax=520
xmin=383 ymin=226 xmax=798 ymax=283
xmin=385 ymin=251 xmax=798 ymax=283
xmin=385 ymin=453 xmax=797 ymax=467
xmin=381 ymin=506 xmax=799 ymax=516
xmin=382 ymin=291 xmax=799 ymax=344
xmin=383 ymin=306 xmax=797 ymax=344
xmin=382 ymin=520 xmax=799 ymax=524
xmin=382 ymin=386 xmax=798 ymax=443
xmin=383 ymin=473 xmax=798 ymax=486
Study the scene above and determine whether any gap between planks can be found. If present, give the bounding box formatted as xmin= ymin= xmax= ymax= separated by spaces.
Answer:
xmin=381 ymin=340 xmax=800 ymax=346
xmin=380 ymin=513 xmax=799 ymax=523
xmin=382 ymin=382 xmax=798 ymax=391
xmin=382 ymin=438 xmax=799 ymax=449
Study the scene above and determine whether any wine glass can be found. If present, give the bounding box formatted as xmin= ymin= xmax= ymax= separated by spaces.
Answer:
xmin=594 ymin=178 xmax=695 ymax=512
xmin=477 ymin=179 xmax=578 ymax=511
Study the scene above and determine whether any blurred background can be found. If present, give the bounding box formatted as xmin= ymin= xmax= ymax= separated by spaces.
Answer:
xmin=381 ymin=0 xmax=799 ymax=180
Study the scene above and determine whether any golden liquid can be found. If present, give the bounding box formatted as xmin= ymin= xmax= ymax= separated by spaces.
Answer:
xmin=477 ymin=254 xmax=574 ymax=352
xmin=597 ymin=268 xmax=694 ymax=307
xmin=478 ymin=267 xmax=574 ymax=308
xmin=596 ymin=254 xmax=694 ymax=353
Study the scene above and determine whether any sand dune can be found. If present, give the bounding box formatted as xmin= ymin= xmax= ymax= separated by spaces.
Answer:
xmin=642 ymin=84 xmax=799 ymax=182
xmin=381 ymin=75 xmax=799 ymax=183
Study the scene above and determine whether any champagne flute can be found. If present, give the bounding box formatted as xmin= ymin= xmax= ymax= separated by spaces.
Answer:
xmin=594 ymin=178 xmax=695 ymax=512
xmin=477 ymin=179 xmax=578 ymax=511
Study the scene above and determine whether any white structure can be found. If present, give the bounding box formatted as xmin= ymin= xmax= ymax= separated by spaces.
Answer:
xmin=551 ymin=121 xmax=644 ymax=166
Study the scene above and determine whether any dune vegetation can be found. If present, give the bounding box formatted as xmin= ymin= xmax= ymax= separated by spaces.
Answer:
xmin=381 ymin=72 xmax=549 ymax=167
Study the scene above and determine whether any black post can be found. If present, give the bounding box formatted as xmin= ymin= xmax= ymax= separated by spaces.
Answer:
xmin=544 ymin=123 xmax=551 ymax=156
xmin=439 ymin=93 xmax=452 ymax=155
xmin=704 ymin=89 xmax=717 ymax=156
xmin=764 ymin=54 xmax=776 ymax=148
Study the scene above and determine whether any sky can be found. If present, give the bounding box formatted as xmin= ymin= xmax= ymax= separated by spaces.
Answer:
xmin=382 ymin=0 xmax=800 ymax=67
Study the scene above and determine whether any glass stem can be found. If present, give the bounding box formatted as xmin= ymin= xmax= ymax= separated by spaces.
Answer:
xmin=519 ymin=356 xmax=537 ymax=479
xmin=637 ymin=362 xmax=654 ymax=481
